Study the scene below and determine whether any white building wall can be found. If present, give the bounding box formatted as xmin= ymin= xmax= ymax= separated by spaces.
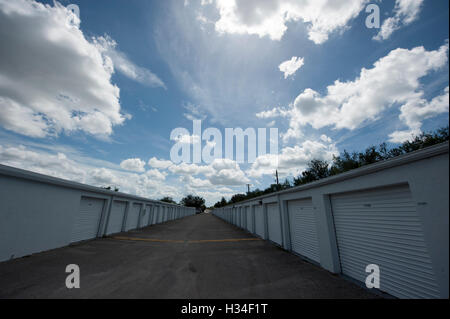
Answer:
xmin=0 ymin=165 xmax=195 ymax=263
xmin=213 ymin=143 xmax=449 ymax=298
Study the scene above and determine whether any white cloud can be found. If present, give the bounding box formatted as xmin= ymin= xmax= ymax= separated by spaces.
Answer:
xmin=256 ymin=107 xmax=287 ymax=119
xmin=374 ymin=0 xmax=424 ymax=41
xmin=213 ymin=0 xmax=368 ymax=44
xmin=148 ymin=157 xmax=174 ymax=169
xmin=279 ymin=56 xmax=304 ymax=79
xmin=0 ymin=143 xmax=179 ymax=200
xmin=0 ymin=0 xmax=129 ymax=138
xmin=94 ymin=36 xmax=166 ymax=89
xmin=389 ymin=86 xmax=449 ymax=142
xmin=247 ymin=139 xmax=338 ymax=178
xmin=146 ymin=168 xmax=167 ymax=181
xmin=168 ymin=162 xmax=212 ymax=175
xmin=120 ymin=158 xmax=146 ymax=172
xmin=0 ymin=142 xmax=245 ymax=205
xmin=387 ymin=129 xmax=422 ymax=144
xmin=183 ymin=102 xmax=207 ymax=121
xmin=180 ymin=175 xmax=212 ymax=188
xmin=264 ymin=43 xmax=449 ymax=142
xmin=168 ymin=158 xmax=249 ymax=186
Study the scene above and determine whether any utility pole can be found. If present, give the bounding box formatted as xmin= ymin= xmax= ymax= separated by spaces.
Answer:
xmin=247 ymin=184 xmax=251 ymax=194
xmin=275 ymin=170 xmax=279 ymax=185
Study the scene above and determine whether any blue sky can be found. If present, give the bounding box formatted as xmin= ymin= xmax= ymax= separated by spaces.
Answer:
xmin=0 ymin=0 xmax=448 ymax=205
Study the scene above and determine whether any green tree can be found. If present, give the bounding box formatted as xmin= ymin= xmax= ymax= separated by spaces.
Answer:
xmin=181 ymin=195 xmax=206 ymax=212
xmin=159 ymin=197 xmax=176 ymax=204
xmin=294 ymin=159 xmax=330 ymax=186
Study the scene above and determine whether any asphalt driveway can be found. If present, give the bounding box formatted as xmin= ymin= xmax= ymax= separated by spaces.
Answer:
xmin=0 ymin=213 xmax=377 ymax=298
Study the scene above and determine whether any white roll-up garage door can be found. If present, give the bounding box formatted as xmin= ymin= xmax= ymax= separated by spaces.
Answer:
xmin=237 ymin=209 xmax=241 ymax=227
xmin=154 ymin=206 xmax=160 ymax=224
xmin=288 ymin=198 xmax=320 ymax=263
xmin=151 ymin=206 xmax=157 ymax=224
xmin=331 ymin=185 xmax=440 ymax=299
xmin=255 ymin=205 xmax=265 ymax=238
xmin=267 ymin=203 xmax=282 ymax=246
xmin=106 ymin=201 xmax=127 ymax=235
xmin=71 ymin=197 xmax=104 ymax=243
xmin=246 ymin=207 xmax=253 ymax=233
xmin=126 ymin=203 xmax=141 ymax=231
xmin=241 ymin=208 xmax=246 ymax=229
xmin=138 ymin=205 xmax=149 ymax=228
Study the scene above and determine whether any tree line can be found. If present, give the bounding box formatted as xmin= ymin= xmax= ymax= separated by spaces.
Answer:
xmin=213 ymin=126 xmax=449 ymax=208
xmin=159 ymin=195 xmax=206 ymax=212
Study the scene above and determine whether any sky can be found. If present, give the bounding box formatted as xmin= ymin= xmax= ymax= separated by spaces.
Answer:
xmin=0 ymin=0 xmax=448 ymax=206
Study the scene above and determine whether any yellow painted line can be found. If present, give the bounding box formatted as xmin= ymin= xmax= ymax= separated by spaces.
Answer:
xmin=189 ymin=238 xmax=262 ymax=244
xmin=109 ymin=236 xmax=261 ymax=244
xmin=110 ymin=236 xmax=184 ymax=243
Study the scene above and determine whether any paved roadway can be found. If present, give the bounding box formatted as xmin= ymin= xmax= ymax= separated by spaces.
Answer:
xmin=0 ymin=213 xmax=377 ymax=298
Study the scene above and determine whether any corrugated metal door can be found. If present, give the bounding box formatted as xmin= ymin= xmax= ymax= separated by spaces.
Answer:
xmin=106 ymin=201 xmax=126 ymax=235
xmin=126 ymin=203 xmax=141 ymax=231
xmin=331 ymin=185 xmax=440 ymax=299
xmin=154 ymin=206 xmax=160 ymax=224
xmin=148 ymin=206 xmax=153 ymax=225
xmin=71 ymin=197 xmax=104 ymax=243
xmin=288 ymin=198 xmax=320 ymax=263
xmin=237 ymin=209 xmax=241 ymax=227
xmin=255 ymin=205 xmax=265 ymax=238
xmin=267 ymin=203 xmax=282 ymax=246
xmin=246 ymin=207 xmax=253 ymax=233
xmin=138 ymin=205 xmax=148 ymax=228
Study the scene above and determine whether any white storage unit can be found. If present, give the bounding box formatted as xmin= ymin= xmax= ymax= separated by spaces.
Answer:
xmin=106 ymin=200 xmax=127 ymax=235
xmin=145 ymin=205 xmax=153 ymax=226
xmin=246 ymin=207 xmax=253 ymax=233
xmin=331 ymin=185 xmax=440 ymax=299
xmin=138 ymin=205 xmax=149 ymax=227
xmin=267 ymin=203 xmax=282 ymax=246
xmin=255 ymin=205 xmax=265 ymax=238
xmin=155 ymin=206 xmax=161 ymax=224
xmin=71 ymin=197 xmax=104 ymax=243
xmin=241 ymin=209 xmax=246 ymax=229
xmin=158 ymin=207 xmax=163 ymax=223
xmin=237 ymin=209 xmax=241 ymax=227
xmin=288 ymin=198 xmax=320 ymax=263
xmin=126 ymin=203 xmax=141 ymax=231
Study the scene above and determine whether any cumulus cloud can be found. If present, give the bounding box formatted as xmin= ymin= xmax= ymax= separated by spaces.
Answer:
xmin=0 ymin=143 xmax=178 ymax=199
xmin=279 ymin=56 xmax=304 ymax=79
xmin=168 ymin=158 xmax=250 ymax=186
xmin=148 ymin=157 xmax=174 ymax=169
xmin=247 ymin=139 xmax=338 ymax=178
xmin=120 ymin=158 xmax=146 ymax=172
xmin=146 ymin=168 xmax=167 ymax=181
xmin=262 ymin=43 xmax=449 ymax=142
xmin=0 ymin=0 xmax=129 ymax=138
xmin=389 ymin=86 xmax=449 ymax=142
xmin=374 ymin=0 xmax=424 ymax=41
xmin=213 ymin=0 xmax=368 ymax=44
xmin=0 ymin=0 xmax=164 ymax=139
